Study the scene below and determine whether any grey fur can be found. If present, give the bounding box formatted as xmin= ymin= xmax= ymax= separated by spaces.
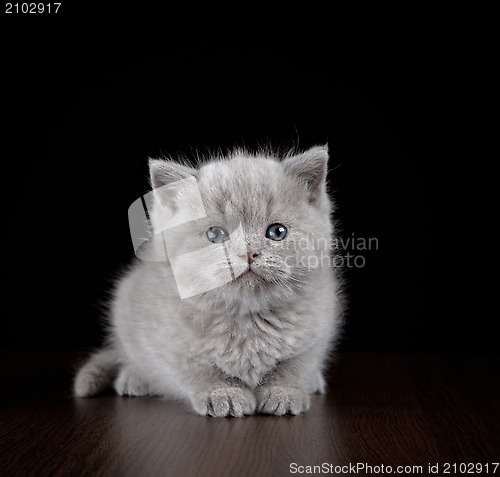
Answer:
xmin=74 ymin=145 xmax=343 ymax=417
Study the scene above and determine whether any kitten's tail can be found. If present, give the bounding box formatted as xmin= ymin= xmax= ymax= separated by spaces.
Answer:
xmin=73 ymin=349 xmax=120 ymax=397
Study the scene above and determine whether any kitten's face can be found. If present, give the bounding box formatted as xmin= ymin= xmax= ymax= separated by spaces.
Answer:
xmin=151 ymin=150 xmax=332 ymax=307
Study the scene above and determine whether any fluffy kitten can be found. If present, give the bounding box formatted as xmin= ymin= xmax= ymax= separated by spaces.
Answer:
xmin=74 ymin=145 xmax=343 ymax=417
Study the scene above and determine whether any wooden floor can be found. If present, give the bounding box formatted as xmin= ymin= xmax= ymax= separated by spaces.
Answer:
xmin=1 ymin=351 xmax=499 ymax=477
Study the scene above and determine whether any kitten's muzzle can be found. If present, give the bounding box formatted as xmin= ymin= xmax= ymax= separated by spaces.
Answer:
xmin=247 ymin=251 xmax=259 ymax=264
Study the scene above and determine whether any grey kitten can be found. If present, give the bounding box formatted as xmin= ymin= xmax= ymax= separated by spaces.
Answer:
xmin=74 ymin=145 xmax=343 ymax=417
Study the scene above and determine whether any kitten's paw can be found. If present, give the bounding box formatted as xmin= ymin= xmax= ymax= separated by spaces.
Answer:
xmin=256 ymin=386 xmax=311 ymax=415
xmin=190 ymin=387 xmax=256 ymax=417
xmin=74 ymin=364 xmax=110 ymax=397
xmin=114 ymin=367 xmax=150 ymax=397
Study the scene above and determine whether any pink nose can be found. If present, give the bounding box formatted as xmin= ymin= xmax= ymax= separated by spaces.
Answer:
xmin=247 ymin=251 xmax=258 ymax=264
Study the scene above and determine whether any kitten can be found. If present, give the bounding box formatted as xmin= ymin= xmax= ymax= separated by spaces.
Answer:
xmin=74 ymin=145 xmax=343 ymax=417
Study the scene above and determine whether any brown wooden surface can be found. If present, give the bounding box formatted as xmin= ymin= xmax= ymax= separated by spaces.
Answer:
xmin=1 ymin=352 xmax=499 ymax=477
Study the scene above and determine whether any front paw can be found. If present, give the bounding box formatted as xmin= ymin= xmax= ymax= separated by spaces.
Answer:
xmin=256 ymin=386 xmax=311 ymax=415
xmin=190 ymin=387 xmax=256 ymax=417
xmin=114 ymin=367 xmax=150 ymax=397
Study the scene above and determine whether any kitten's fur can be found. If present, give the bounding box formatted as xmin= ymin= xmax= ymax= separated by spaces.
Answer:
xmin=74 ymin=145 xmax=342 ymax=417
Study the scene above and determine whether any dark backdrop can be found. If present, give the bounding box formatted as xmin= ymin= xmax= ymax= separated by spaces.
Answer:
xmin=1 ymin=37 xmax=484 ymax=352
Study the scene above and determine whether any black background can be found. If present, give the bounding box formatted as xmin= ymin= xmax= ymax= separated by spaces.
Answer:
xmin=1 ymin=29 xmax=488 ymax=353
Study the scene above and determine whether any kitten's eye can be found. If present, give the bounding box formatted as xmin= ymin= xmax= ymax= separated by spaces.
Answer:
xmin=266 ymin=223 xmax=287 ymax=241
xmin=207 ymin=226 xmax=230 ymax=243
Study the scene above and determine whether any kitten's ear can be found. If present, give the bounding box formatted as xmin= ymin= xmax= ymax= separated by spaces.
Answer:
xmin=149 ymin=159 xmax=198 ymax=190
xmin=283 ymin=145 xmax=329 ymax=203
xmin=149 ymin=159 xmax=198 ymax=213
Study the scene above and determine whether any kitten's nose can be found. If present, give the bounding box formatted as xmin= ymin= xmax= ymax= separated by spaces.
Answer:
xmin=247 ymin=251 xmax=259 ymax=264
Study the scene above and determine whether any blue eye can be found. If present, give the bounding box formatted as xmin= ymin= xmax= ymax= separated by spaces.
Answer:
xmin=207 ymin=226 xmax=229 ymax=243
xmin=266 ymin=223 xmax=287 ymax=241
